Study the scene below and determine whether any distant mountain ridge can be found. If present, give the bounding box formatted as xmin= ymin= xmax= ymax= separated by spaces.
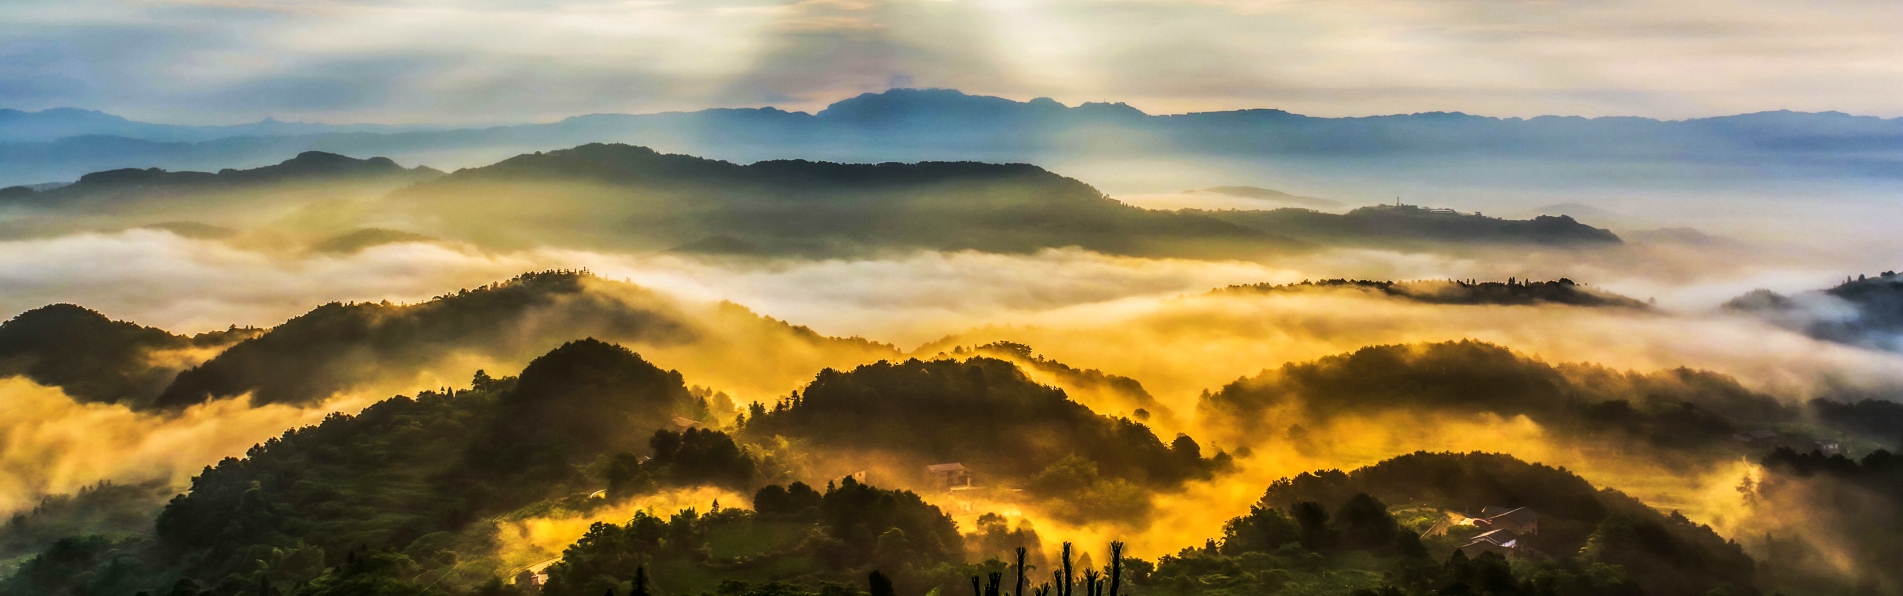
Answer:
xmin=0 ymin=108 xmax=440 ymax=144
xmin=4 ymin=143 xmax=1624 ymax=257
xmin=0 ymin=151 xmax=441 ymax=209
xmin=6 ymin=88 xmax=1903 ymax=186
xmin=383 ymin=143 xmax=1299 ymax=258
xmin=1219 ymin=277 xmax=1645 ymax=307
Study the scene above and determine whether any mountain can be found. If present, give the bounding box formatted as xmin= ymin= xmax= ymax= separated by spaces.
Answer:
xmin=1190 ymin=204 xmax=1622 ymax=249
xmin=149 ymin=270 xmax=896 ymax=409
xmin=8 ymin=89 xmax=1903 ymax=187
xmin=0 ymin=304 xmax=255 ymax=407
xmin=1723 ymin=270 xmax=1903 ymax=351
xmin=1227 ymin=451 xmax=1757 ymax=596
xmin=0 ymin=150 xmax=441 ymax=209
xmin=0 ymin=108 xmax=441 ymax=144
xmin=1188 ymin=186 xmax=1342 ymax=209
xmin=382 ymin=143 xmax=1297 ymax=258
xmin=739 ymin=356 xmax=1226 ymax=518
xmin=1196 ymin=340 xmax=1798 ymax=451
xmin=1217 ymin=278 xmax=1647 ymax=308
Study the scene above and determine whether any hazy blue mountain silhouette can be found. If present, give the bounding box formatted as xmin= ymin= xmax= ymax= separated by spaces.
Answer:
xmin=0 ymin=107 xmax=438 ymax=143
xmin=385 ymin=143 xmax=1299 ymax=258
xmin=7 ymin=89 xmax=1903 ymax=186
xmin=0 ymin=151 xmax=440 ymax=207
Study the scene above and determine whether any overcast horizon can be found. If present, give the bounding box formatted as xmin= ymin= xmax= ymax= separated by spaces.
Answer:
xmin=5 ymin=0 xmax=1903 ymax=125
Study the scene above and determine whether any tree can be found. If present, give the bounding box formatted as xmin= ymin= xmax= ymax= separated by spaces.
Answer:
xmin=869 ymin=571 xmax=895 ymax=596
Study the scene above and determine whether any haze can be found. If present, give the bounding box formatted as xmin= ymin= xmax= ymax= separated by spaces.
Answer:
xmin=6 ymin=0 xmax=1903 ymax=122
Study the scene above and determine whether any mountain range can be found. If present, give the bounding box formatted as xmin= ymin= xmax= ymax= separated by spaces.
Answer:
xmin=5 ymin=89 xmax=1903 ymax=187
xmin=0 ymin=143 xmax=1624 ymax=258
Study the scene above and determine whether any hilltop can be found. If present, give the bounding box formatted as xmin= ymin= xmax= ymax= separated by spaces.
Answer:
xmin=1723 ymin=270 xmax=1903 ymax=351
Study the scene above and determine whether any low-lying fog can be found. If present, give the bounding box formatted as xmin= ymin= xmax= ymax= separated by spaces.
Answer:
xmin=2 ymin=170 xmax=1901 ymax=594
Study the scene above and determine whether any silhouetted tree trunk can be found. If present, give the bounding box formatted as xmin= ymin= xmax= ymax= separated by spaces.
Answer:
xmin=1014 ymin=547 xmax=1027 ymax=596
xmin=1061 ymin=542 xmax=1073 ymax=596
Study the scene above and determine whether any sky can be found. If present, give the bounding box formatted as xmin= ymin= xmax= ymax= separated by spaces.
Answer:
xmin=3 ymin=0 xmax=1902 ymax=124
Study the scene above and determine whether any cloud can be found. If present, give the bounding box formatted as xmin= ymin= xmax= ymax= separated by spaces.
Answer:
xmin=0 ymin=376 xmax=359 ymax=513
xmin=4 ymin=0 xmax=1903 ymax=122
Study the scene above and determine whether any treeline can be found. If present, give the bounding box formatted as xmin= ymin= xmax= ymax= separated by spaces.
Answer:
xmin=1216 ymin=278 xmax=1647 ymax=308
xmin=1185 ymin=205 xmax=1622 ymax=250
xmin=544 ymin=477 xmax=962 ymax=596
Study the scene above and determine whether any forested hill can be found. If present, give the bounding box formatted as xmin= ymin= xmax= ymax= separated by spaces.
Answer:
xmin=151 ymin=270 xmax=693 ymax=409
xmin=1196 ymin=340 xmax=1803 ymax=451
xmin=0 ymin=270 xmax=897 ymax=411
xmin=149 ymin=270 xmax=897 ymax=409
xmin=741 ymin=357 xmax=1229 ymax=520
xmin=1217 ymin=278 xmax=1646 ymax=308
xmin=0 ymin=151 xmax=440 ymax=207
xmin=1724 ymin=269 xmax=1903 ymax=351
xmin=0 ymin=304 xmax=255 ymax=407
xmin=0 ymin=339 xmax=721 ymax=596
xmin=387 ymin=143 xmax=1293 ymax=258
xmin=1218 ymin=451 xmax=1758 ymax=596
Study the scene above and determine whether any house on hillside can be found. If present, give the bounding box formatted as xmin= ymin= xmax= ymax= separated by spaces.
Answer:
xmin=672 ymin=416 xmax=702 ymax=430
xmin=1813 ymin=439 xmax=1842 ymax=455
xmin=1458 ymin=528 xmax=1524 ymax=559
xmin=926 ymin=463 xmax=971 ymax=491
xmin=1475 ymin=506 xmax=1539 ymax=535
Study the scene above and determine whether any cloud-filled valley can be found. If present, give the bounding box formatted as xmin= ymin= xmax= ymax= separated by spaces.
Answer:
xmin=1 ymin=112 xmax=1901 ymax=595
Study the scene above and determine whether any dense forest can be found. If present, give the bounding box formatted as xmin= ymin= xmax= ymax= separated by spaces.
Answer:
xmin=0 ymin=338 xmax=733 ymax=595
xmin=739 ymin=357 xmax=1228 ymax=521
xmin=1171 ymin=452 xmax=1756 ymax=596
